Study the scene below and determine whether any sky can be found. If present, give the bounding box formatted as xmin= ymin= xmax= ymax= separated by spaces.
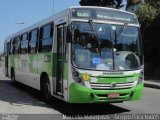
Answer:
xmin=0 ymin=0 xmax=80 ymax=52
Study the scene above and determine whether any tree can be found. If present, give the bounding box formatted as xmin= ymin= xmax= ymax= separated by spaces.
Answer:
xmin=145 ymin=0 xmax=160 ymax=10
xmin=79 ymin=0 xmax=123 ymax=9
xmin=136 ymin=3 xmax=157 ymax=31
xmin=135 ymin=1 xmax=160 ymax=76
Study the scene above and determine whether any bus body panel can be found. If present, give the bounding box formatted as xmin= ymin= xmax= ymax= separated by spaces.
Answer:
xmin=69 ymin=82 xmax=143 ymax=103
xmin=3 ymin=6 xmax=143 ymax=104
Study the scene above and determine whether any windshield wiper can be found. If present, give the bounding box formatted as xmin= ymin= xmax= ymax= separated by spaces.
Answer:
xmin=115 ymin=23 xmax=128 ymax=42
xmin=88 ymin=19 xmax=101 ymax=45
xmin=114 ymin=23 xmax=128 ymax=50
xmin=110 ymin=23 xmax=128 ymax=70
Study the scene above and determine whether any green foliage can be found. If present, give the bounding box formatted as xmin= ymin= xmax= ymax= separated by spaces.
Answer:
xmin=146 ymin=0 xmax=160 ymax=10
xmin=136 ymin=1 xmax=160 ymax=76
xmin=79 ymin=0 xmax=123 ymax=9
xmin=136 ymin=3 xmax=157 ymax=31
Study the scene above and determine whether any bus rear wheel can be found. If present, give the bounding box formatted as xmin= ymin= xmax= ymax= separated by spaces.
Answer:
xmin=11 ymin=69 xmax=16 ymax=85
xmin=41 ymin=76 xmax=52 ymax=103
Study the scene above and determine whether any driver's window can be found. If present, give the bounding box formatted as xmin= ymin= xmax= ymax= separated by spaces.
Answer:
xmin=75 ymin=49 xmax=90 ymax=68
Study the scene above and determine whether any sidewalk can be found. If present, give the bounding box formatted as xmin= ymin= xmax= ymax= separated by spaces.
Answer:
xmin=144 ymin=79 xmax=160 ymax=89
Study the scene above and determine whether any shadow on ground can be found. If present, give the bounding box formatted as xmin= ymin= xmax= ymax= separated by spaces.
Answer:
xmin=0 ymin=78 xmax=130 ymax=115
xmin=49 ymin=99 xmax=130 ymax=115
xmin=0 ymin=79 xmax=51 ymax=108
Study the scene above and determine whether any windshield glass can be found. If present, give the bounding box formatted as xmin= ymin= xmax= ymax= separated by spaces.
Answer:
xmin=71 ymin=21 xmax=142 ymax=71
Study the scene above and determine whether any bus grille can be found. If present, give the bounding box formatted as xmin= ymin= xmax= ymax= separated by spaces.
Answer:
xmin=90 ymin=82 xmax=135 ymax=90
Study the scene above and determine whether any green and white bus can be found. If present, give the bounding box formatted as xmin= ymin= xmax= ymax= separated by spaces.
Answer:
xmin=3 ymin=6 xmax=144 ymax=103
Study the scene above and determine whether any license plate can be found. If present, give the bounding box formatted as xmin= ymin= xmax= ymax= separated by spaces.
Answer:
xmin=108 ymin=93 xmax=119 ymax=98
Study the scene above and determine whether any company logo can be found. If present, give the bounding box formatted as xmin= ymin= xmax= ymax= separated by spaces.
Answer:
xmin=111 ymin=82 xmax=117 ymax=88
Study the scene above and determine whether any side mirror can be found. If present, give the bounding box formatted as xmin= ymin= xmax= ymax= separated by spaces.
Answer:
xmin=66 ymin=25 xmax=72 ymax=43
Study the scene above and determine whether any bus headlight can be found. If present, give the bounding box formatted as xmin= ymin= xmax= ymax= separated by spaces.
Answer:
xmin=73 ymin=70 xmax=79 ymax=77
xmin=75 ymin=77 xmax=82 ymax=83
xmin=72 ymin=68 xmax=84 ymax=85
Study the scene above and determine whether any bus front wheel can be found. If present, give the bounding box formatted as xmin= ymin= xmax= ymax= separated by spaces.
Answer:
xmin=41 ymin=75 xmax=52 ymax=103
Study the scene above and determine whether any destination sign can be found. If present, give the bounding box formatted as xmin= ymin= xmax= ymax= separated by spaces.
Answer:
xmin=72 ymin=8 xmax=138 ymax=24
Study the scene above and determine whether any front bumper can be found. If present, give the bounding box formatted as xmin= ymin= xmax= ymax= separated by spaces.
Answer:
xmin=69 ymin=82 xmax=144 ymax=103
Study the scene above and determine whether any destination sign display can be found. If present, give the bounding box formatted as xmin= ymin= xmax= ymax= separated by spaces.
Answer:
xmin=76 ymin=9 xmax=92 ymax=18
xmin=72 ymin=8 xmax=138 ymax=24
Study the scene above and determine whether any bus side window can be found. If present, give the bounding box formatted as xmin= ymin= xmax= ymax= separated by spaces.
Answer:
xmin=39 ymin=23 xmax=53 ymax=52
xmin=21 ymin=33 xmax=28 ymax=54
xmin=15 ymin=36 xmax=20 ymax=54
xmin=10 ymin=39 xmax=12 ymax=54
xmin=11 ymin=38 xmax=15 ymax=54
xmin=28 ymin=29 xmax=39 ymax=54
xmin=6 ymin=42 xmax=10 ymax=55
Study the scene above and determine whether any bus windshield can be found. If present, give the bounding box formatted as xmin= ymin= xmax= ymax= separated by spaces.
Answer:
xmin=71 ymin=21 xmax=143 ymax=71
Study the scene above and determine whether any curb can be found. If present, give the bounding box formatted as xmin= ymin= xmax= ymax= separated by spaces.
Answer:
xmin=144 ymin=81 xmax=160 ymax=89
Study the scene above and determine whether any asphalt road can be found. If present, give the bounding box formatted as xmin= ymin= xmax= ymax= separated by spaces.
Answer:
xmin=0 ymin=68 xmax=160 ymax=120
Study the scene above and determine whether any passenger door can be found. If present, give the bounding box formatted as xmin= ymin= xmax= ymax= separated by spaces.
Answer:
xmin=56 ymin=24 xmax=65 ymax=95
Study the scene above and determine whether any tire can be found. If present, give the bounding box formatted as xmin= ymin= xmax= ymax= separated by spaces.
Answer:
xmin=11 ymin=69 xmax=16 ymax=85
xmin=41 ymin=76 xmax=52 ymax=103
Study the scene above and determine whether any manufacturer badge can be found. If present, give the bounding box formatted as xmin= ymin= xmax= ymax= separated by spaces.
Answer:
xmin=111 ymin=82 xmax=116 ymax=88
